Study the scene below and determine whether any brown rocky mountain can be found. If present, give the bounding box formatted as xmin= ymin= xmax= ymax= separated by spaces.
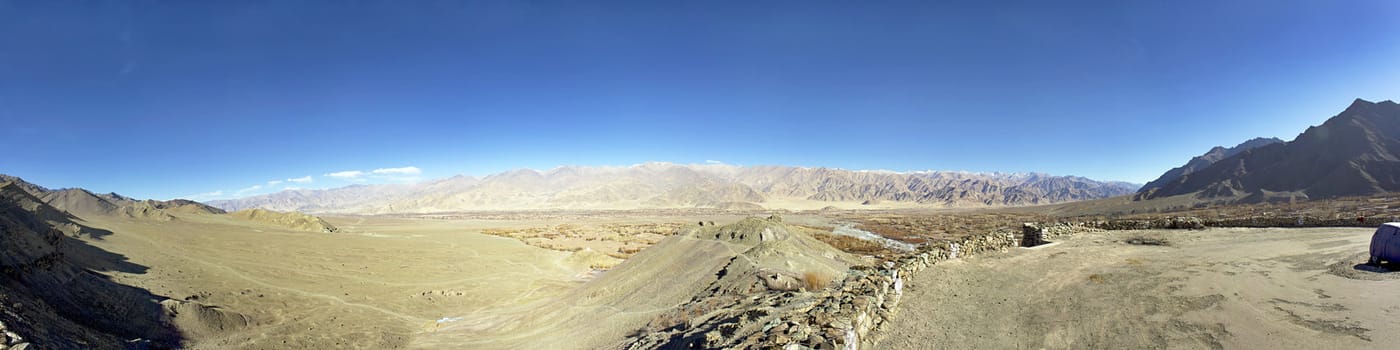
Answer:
xmin=210 ymin=163 xmax=1138 ymax=213
xmin=1 ymin=178 xmax=250 ymax=349
xmin=0 ymin=175 xmax=227 ymax=221
xmin=1133 ymin=137 xmax=1283 ymax=200
xmin=1136 ymin=98 xmax=1400 ymax=202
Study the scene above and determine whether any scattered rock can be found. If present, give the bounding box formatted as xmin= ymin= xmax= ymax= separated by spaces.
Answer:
xmin=760 ymin=270 xmax=804 ymax=292
xmin=160 ymin=299 xmax=252 ymax=340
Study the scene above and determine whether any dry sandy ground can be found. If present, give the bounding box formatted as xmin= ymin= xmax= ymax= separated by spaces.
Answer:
xmin=879 ymin=227 xmax=1400 ymax=349
xmin=70 ymin=214 xmax=600 ymax=349
xmin=67 ymin=212 xmax=831 ymax=349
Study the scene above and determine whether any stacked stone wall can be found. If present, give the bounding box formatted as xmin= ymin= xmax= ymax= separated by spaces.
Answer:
xmin=627 ymin=216 xmax=1382 ymax=349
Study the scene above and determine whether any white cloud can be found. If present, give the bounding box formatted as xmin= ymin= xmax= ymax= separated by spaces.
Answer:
xmin=287 ymin=176 xmax=313 ymax=183
xmin=182 ymin=190 xmax=224 ymax=201
xmin=266 ymin=180 xmax=283 ymax=186
xmin=235 ymin=185 xmax=262 ymax=195
xmin=325 ymin=170 xmax=365 ymax=179
xmin=705 ymin=160 xmax=724 ymax=164
xmin=371 ymin=166 xmax=421 ymax=175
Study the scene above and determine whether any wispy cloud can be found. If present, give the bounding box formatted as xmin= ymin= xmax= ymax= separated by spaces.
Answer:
xmin=286 ymin=176 xmax=313 ymax=183
xmin=266 ymin=180 xmax=283 ymax=186
xmin=235 ymin=184 xmax=262 ymax=195
xmin=372 ymin=166 xmax=421 ymax=175
xmin=325 ymin=170 xmax=364 ymax=179
xmin=182 ymin=190 xmax=224 ymax=201
xmin=705 ymin=160 xmax=724 ymax=164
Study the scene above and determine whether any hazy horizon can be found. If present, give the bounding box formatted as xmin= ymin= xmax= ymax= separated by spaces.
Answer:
xmin=4 ymin=1 xmax=1399 ymax=200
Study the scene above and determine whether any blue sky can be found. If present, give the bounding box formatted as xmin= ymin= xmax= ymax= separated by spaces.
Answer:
xmin=3 ymin=1 xmax=1399 ymax=200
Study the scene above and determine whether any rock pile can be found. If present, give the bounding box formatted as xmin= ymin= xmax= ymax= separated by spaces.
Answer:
xmin=625 ymin=230 xmax=1020 ymax=349
xmin=1 ymin=320 xmax=32 ymax=350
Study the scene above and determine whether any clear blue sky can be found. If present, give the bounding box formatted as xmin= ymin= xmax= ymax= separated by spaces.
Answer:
xmin=3 ymin=1 xmax=1399 ymax=200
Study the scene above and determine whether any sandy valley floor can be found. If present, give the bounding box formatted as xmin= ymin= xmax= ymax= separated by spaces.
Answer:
xmin=68 ymin=212 xmax=783 ymax=349
xmin=61 ymin=211 xmax=1400 ymax=349
xmin=879 ymin=227 xmax=1400 ymax=349
xmin=72 ymin=214 xmax=601 ymax=349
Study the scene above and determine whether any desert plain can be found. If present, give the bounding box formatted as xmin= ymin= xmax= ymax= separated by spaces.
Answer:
xmin=40 ymin=207 xmax=1399 ymax=350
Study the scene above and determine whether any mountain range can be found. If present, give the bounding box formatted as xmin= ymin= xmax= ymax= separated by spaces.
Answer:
xmin=209 ymin=163 xmax=1139 ymax=214
xmin=1134 ymin=137 xmax=1284 ymax=199
xmin=0 ymin=174 xmax=226 ymax=221
xmin=1136 ymin=98 xmax=1400 ymax=202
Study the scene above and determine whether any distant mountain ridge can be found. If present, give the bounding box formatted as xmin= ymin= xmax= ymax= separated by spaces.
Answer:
xmin=209 ymin=163 xmax=1138 ymax=213
xmin=1136 ymin=98 xmax=1400 ymax=201
xmin=1134 ymin=137 xmax=1284 ymax=199
xmin=0 ymin=174 xmax=226 ymax=221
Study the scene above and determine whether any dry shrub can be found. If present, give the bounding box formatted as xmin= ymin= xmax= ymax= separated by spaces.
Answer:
xmin=802 ymin=271 xmax=832 ymax=291
xmin=1124 ymin=236 xmax=1170 ymax=246
xmin=1087 ymin=274 xmax=1106 ymax=284
xmin=813 ymin=232 xmax=894 ymax=256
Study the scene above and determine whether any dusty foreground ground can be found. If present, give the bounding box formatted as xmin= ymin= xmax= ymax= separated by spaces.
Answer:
xmin=880 ymin=227 xmax=1400 ymax=349
xmin=73 ymin=214 xmax=600 ymax=349
xmin=69 ymin=212 xmax=773 ymax=349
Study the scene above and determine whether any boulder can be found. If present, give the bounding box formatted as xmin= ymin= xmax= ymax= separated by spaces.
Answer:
xmin=759 ymin=270 xmax=803 ymax=292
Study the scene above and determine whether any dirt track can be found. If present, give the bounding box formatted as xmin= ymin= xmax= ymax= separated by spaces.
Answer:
xmin=879 ymin=227 xmax=1400 ymax=349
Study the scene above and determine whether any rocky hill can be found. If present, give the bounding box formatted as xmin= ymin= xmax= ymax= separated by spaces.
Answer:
xmin=1136 ymin=98 xmax=1400 ymax=202
xmin=211 ymin=163 xmax=1137 ymax=213
xmin=1 ymin=180 xmax=248 ymax=349
xmin=229 ymin=209 xmax=339 ymax=233
xmin=417 ymin=215 xmax=858 ymax=348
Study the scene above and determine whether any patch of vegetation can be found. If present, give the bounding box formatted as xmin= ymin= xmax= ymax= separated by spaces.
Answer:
xmin=1125 ymin=236 xmax=1171 ymax=246
xmin=1087 ymin=274 xmax=1106 ymax=284
xmin=802 ymin=271 xmax=832 ymax=291
xmin=810 ymin=231 xmax=895 ymax=256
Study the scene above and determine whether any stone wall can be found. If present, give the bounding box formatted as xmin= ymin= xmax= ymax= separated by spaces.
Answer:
xmin=626 ymin=216 xmax=1383 ymax=349
xmin=1043 ymin=215 xmax=1376 ymax=232
xmin=623 ymin=231 xmax=1021 ymax=349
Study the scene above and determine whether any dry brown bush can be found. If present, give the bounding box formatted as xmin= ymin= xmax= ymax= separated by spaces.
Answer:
xmin=812 ymin=232 xmax=894 ymax=256
xmin=802 ymin=271 xmax=832 ymax=291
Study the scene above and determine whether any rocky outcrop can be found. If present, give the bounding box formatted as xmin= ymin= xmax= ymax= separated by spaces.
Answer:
xmin=625 ymin=227 xmax=1020 ymax=349
xmin=159 ymin=299 xmax=252 ymax=341
xmin=431 ymin=216 xmax=860 ymax=349
xmin=1 ymin=179 xmax=251 ymax=349
xmin=229 ymin=209 xmax=339 ymax=233
xmin=2 ymin=181 xmax=176 ymax=348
